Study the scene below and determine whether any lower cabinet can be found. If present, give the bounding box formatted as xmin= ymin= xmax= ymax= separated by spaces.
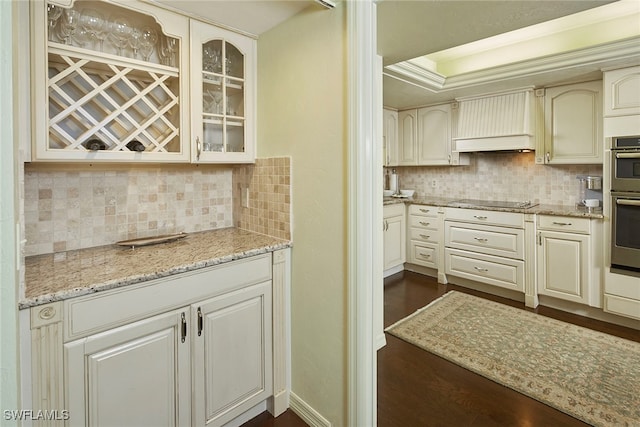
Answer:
xmin=536 ymin=216 xmax=601 ymax=307
xmin=26 ymin=251 xmax=289 ymax=427
xmin=65 ymin=308 xmax=192 ymax=426
xmin=383 ymin=204 xmax=406 ymax=274
xmin=408 ymin=204 xmax=440 ymax=269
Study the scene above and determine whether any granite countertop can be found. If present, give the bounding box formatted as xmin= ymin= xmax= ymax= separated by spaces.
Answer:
xmin=383 ymin=196 xmax=604 ymax=219
xmin=21 ymin=228 xmax=292 ymax=309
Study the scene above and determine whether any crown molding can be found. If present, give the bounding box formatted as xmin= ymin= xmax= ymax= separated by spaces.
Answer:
xmin=384 ymin=36 xmax=640 ymax=94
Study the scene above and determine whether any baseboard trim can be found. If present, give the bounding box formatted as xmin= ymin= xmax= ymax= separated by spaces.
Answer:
xmin=289 ymin=391 xmax=332 ymax=427
xmin=376 ymin=332 xmax=387 ymax=350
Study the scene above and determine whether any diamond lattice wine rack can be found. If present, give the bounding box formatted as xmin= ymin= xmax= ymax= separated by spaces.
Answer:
xmin=34 ymin=1 xmax=189 ymax=162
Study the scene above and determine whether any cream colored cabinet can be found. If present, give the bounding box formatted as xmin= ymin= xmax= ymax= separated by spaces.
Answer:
xmin=536 ymin=215 xmax=602 ymax=307
xmin=383 ymin=204 xmax=406 ymax=275
xmin=192 ymin=281 xmax=272 ymax=426
xmin=603 ymin=66 xmax=640 ymax=117
xmin=397 ymin=110 xmax=417 ymax=165
xmin=408 ymin=204 xmax=440 ymax=269
xmin=26 ymin=252 xmax=290 ymax=426
xmin=31 ymin=0 xmax=191 ymax=162
xmin=540 ymin=80 xmax=603 ymax=164
xmin=444 ymin=208 xmax=525 ymax=292
xmin=383 ymin=108 xmax=398 ymax=166
xmin=397 ymin=104 xmax=461 ymax=166
xmin=65 ymin=308 xmax=191 ymax=426
xmin=190 ymin=19 xmax=256 ymax=163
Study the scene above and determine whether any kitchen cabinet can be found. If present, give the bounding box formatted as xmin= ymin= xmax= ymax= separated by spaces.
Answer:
xmin=603 ymin=66 xmax=640 ymax=137
xmin=190 ymin=19 xmax=256 ymax=163
xmin=444 ymin=208 xmax=525 ymax=293
xmin=31 ymin=0 xmax=191 ymax=162
xmin=383 ymin=203 xmax=406 ymax=275
xmin=536 ymin=215 xmax=602 ymax=307
xmin=539 ymin=80 xmax=603 ymax=164
xmin=383 ymin=108 xmax=398 ymax=166
xmin=397 ymin=104 xmax=463 ymax=166
xmin=26 ymin=251 xmax=289 ymax=426
xmin=65 ymin=308 xmax=191 ymax=426
xmin=407 ymin=204 xmax=440 ymax=270
xmin=30 ymin=0 xmax=256 ymax=164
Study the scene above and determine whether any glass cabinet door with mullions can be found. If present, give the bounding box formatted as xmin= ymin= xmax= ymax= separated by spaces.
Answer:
xmin=191 ymin=20 xmax=256 ymax=163
xmin=31 ymin=0 xmax=191 ymax=162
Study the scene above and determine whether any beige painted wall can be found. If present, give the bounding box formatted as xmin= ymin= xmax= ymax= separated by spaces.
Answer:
xmin=257 ymin=3 xmax=347 ymax=425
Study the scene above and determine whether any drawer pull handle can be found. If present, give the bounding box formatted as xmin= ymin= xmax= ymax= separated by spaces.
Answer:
xmin=181 ymin=312 xmax=187 ymax=343
xmin=552 ymin=221 xmax=572 ymax=226
xmin=419 ymin=209 xmax=430 ymax=213
xmin=473 ymin=215 xmax=488 ymax=220
xmin=419 ymin=221 xmax=430 ymax=226
xmin=474 ymin=267 xmax=488 ymax=272
xmin=419 ymin=234 xmax=430 ymax=239
xmin=474 ymin=237 xmax=488 ymax=242
xmin=197 ymin=307 xmax=203 ymax=336
xmin=419 ymin=253 xmax=431 ymax=259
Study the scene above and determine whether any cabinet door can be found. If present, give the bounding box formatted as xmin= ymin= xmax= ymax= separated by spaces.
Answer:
xmin=544 ymin=81 xmax=602 ymax=164
xmin=65 ymin=308 xmax=191 ymax=427
xmin=537 ymin=231 xmax=589 ymax=304
xmin=192 ymin=282 xmax=272 ymax=427
xmin=31 ymin=0 xmax=190 ymax=162
xmin=383 ymin=205 xmax=406 ymax=270
xmin=397 ymin=110 xmax=417 ymax=165
xmin=417 ymin=104 xmax=452 ymax=165
xmin=383 ymin=109 xmax=398 ymax=166
xmin=604 ymin=66 xmax=640 ymax=117
xmin=191 ymin=20 xmax=256 ymax=164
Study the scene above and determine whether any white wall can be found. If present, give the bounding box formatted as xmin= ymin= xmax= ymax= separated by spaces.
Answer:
xmin=257 ymin=3 xmax=348 ymax=425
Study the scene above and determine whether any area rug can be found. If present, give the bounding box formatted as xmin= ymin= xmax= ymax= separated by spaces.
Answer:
xmin=385 ymin=291 xmax=640 ymax=427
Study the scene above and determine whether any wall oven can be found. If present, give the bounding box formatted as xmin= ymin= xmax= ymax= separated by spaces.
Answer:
xmin=610 ymin=136 xmax=640 ymax=272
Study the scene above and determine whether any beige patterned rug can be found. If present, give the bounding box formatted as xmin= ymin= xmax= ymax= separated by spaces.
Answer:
xmin=385 ymin=291 xmax=640 ymax=427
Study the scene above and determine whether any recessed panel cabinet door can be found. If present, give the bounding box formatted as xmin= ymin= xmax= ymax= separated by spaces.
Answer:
xmin=398 ymin=109 xmax=417 ymax=165
xmin=192 ymin=281 xmax=273 ymax=427
xmin=64 ymin=308 xmax=191 ymax=427
xmin=417 ymin=104 xmax=452 ymax=165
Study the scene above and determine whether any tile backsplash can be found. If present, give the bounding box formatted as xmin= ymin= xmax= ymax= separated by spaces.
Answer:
xmin=233 ymin=157 xmax=291 ymax=240
xmin=393 ymin=152 xmax=603 ymax=205
xmin=24 ymin=164 xmax=234 ymax=256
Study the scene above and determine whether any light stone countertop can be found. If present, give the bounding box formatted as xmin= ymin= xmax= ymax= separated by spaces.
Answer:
xmin=384 ymin=196 xmax=604 ymax=219
xmin=21 ymin=228 xmax=292 ymax=309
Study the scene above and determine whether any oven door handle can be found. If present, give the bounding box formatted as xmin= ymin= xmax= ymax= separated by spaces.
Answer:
xmin=616 ymin=199 xmax=640 ymax=206
xmin=615 ymin=152 xmax=640 ymax=159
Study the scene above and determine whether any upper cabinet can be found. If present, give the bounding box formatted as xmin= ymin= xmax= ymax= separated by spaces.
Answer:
xmin=538 ymin=80 xmax=603 ymax=165
xmin=603 ymin=66 xmax=640 ymax=137
xmin=190 ymin=20 xmax=256 ymax=164
xmin=395 ymin=103 xmax=465 ymax=166
xmin=30 ymin=0 xmax=256 ymax=164
xmin=383 ymin=108 xmax=398 ymax=166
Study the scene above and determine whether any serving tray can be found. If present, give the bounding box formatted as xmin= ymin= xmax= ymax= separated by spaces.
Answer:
xmin=116 ymin=232 xmax=187 ymax=248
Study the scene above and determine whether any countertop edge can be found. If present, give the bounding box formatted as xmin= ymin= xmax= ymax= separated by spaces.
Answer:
xmin=19 ymin=241 xmax=292 ymax=310
xmin=384 ymin=197 xmax=604 ymax=219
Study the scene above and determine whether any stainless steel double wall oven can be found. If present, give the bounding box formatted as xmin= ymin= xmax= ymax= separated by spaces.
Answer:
xmin=610 ymin=136 xmax=640 ymax=273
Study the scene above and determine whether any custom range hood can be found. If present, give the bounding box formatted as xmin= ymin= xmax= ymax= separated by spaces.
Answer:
xmin=453 ymin=88 xmax=536 ymax=152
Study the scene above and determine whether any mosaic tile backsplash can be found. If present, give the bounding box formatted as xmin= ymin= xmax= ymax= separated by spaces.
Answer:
xmin=233 ymin=157 xmax=291 ymax=240
xmin=391 ymin=152 xmax=603 ymax=205
xmin=24 ymin=165 xmax=234 ymax=256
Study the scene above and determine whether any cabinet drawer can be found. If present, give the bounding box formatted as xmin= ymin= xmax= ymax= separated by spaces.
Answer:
xmin=409 ymin=215 xmax=439 ymax=230
xmin=409 ymin=204 xmax=438 ymax=218
xmin=445 ymin=208 xmax=524 ymax=228
xmin=537 ymin=215 xmax=591 ymax=234
xmin=445 ymin=222 xmax=524 ymax=259
xmin=604 ymin=294 xmax=640 ymax=320
xmin=409 ymin=227 xmax=438 ymax=244
xmin=410 ymin=243 xmax=438 ymax=269
xmin=64 ymin=254 xmax=272 ymax=341
xmin=445 ymin=248 xmax=525 ymax=292
xmin=384 ymin=203 xmax=405 ymax=218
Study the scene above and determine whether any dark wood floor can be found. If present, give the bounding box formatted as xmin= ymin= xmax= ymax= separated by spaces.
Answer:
xmin=244 ymin=271 xmax=639 ymax=427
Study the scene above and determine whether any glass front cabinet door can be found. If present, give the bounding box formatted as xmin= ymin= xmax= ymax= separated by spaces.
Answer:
xmin=31 ymin=0 xmax=191 ymax=162
xmin=190 ymin=20 xmax=256 ymax=163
